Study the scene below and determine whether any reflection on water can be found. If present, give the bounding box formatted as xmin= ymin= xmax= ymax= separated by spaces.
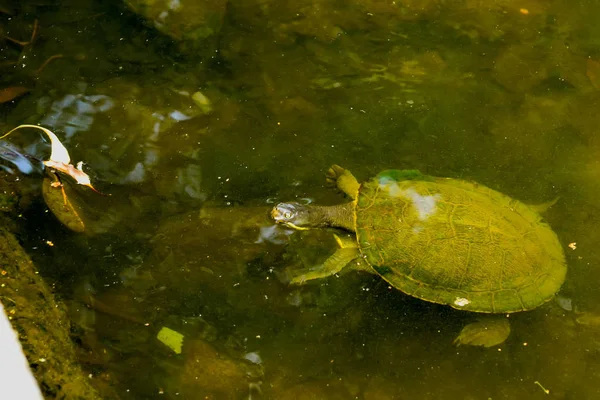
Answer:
xmin=40 ymin=87 xmax=115 ymax=138
xmin=2 ymin=0 xmax=600 ymax=398
xmin=0 ymin=141 xmax=42 ymax=174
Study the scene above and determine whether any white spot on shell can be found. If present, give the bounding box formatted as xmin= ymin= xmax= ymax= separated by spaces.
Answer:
xmin=377 ymin=177 xmax=440 ymax=221
xmin=454 ymin=297 xmax=470 ymax=307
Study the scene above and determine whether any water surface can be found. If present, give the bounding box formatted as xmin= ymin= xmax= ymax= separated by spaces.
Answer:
xmin=1 ymin=1 xmax=600 ymax=398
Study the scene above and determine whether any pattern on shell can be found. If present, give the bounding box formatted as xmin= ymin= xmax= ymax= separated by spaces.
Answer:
xmin=354 ymin=171 xmax=567 ymax=313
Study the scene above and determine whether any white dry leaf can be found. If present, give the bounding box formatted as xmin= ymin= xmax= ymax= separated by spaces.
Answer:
xmin=1 ymin=124 xmax=71 ymax=163
xmin=0 ymin=124 xmax=101 ymax=193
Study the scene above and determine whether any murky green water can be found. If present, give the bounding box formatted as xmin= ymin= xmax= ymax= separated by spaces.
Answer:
xmin=2 ymin=0 xmax=600 ymax=398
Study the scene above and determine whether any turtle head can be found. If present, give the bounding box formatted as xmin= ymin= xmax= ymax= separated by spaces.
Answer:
xmin=271 ymin=202 xmax=313 ymax=230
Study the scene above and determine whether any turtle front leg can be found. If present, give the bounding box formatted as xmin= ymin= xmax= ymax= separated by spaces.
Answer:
xmin=453 ymin=316 xmax=511 ymax=347
xmin=326 ymin=165 xmax=360 ymax=200
xmin=290 ymin=247 xmax=360 ymax=284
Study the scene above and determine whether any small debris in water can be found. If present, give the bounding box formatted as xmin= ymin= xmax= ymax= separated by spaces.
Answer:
xmin=243 ymin=352 xmax=262 ymax=364
xmin=191 ymin=91 xmax=212 ymax=114
xmin=568 ymin=242 xmax=577 ymax=250
xmin=555 ymin=295 xmax=573 ymax=311
xmin=534 ymin=381 xmax=550 ymax=394
xmin=157 ymin=327 xmax=184 ymax=354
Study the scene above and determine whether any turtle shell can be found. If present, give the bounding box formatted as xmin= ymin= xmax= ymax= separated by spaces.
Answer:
xmin=354 ymin=170 xmax=566 ymax=313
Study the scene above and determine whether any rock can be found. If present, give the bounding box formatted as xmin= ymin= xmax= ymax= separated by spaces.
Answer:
xmin=177 ymin=339 xmax=251 ymax=399
xmin=492 ymin=43 xmax=549 ymax=92
xmin=0 ymin=220 xmax=106 ymax=398
xmin=124 ymin=0 xmax=227 ymax=54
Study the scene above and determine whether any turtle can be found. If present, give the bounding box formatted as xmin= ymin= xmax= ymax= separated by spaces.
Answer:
xmin=271 ymin=165 xmax=567 ymax=347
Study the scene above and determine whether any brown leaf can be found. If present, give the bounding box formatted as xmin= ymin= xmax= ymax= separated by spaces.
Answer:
xmin=0 ymin=87 xmax=30 ymax=103
xmin=44 ymin=160 xmax=96 ymax=190
xmin=42 ymin=175 xmax=86 ymax=232
xmin=1 ymin=124 xmax=106 ymax=194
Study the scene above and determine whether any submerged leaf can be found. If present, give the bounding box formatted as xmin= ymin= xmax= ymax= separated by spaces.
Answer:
xmin=42 ymin=175 xmax=86 ymax=232
xmin=2 ymin=124 xmax=110 ymax=233
xmin=0 ymin=87 xmax=30 ymax=103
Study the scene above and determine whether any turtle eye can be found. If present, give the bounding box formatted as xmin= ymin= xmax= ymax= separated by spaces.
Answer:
xmin=284 ymin=211 xmax=292 ymax=219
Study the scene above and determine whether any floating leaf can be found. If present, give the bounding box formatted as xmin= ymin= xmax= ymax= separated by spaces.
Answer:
xmin=2 ymin=124 xmax=109 ymax=232
xmin=1 ymin=124 xmax=70 ymax=163
xmin=0 ymin=124 xmax=103 ymax=193
xmin=43 ymin=159 xmax=101 ymax=193
xmin=0 ymin=87 xmax=30 ymax=103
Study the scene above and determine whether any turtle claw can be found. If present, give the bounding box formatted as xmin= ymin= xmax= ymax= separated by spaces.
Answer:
xmin=325 ymin=165 xmax=360 ymax=199
xmin=326 ymin=164 xmax=346 ymax=187
xmin=453 ymin=317 xmax=511 ymax=347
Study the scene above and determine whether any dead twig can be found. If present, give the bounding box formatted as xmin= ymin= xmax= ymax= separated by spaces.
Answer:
xmin=2 ymin=18 xmax=38 ymax=47
xmin=35 ymin=54 xmax=64 ymax=75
